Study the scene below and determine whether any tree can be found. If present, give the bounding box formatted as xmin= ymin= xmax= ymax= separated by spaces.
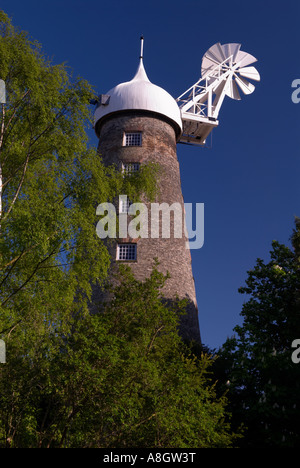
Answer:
xmin=0 ymin=10 xmax=104 ymax=313
xmin=0 ymin=10 xmax=158 ymax=334
xmin=215 ymin=219 xmax=300 ymax=447
xmin=0 ymin=9 xmax=157 ymax=307
xmin=0 ymin=263 xmax=239 ymax=448
xmin=0 ymin=10 xmax=157 ymax=446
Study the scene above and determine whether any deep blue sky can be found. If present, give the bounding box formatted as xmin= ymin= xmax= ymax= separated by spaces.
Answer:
xmin=2 ymin=0 xmax=300 ymax=350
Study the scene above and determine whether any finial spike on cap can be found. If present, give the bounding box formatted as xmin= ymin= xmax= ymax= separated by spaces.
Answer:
xmin=140 ymin=35 xmax=144 ymax=59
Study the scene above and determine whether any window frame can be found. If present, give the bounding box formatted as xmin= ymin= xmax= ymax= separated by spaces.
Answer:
xmin=116 ymin=243 xmax=137 ymax=261
xmin=119 ymin=195 xmax=132 ymax=214
xmin=123 ymin=132 xmax=142 ymax=147
xmin=121 ymin=162 xmax=140 ymax=176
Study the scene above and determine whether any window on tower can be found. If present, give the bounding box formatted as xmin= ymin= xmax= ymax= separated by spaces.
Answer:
xmin=124 ymin=132 xmax=142 ymax=147
xmin=117 ymin=243 xmax=137 ymax=261
xmin=122 ymin=162 xmax=140 ymax=175
xmin=119 ymin=195 xmax=132 ymax=214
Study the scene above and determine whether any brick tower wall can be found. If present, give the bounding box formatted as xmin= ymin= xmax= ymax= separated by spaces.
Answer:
xmin=94 ymin=111 xmax=200 ymax=342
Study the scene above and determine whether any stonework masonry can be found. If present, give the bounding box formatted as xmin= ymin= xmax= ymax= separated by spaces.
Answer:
xmin=93 ymin=111 xmax=201 ymax=342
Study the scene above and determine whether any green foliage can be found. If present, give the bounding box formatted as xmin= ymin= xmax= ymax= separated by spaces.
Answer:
xmin=0 ymin=10 xmax=158 ymax=326
xmin=215 ymin=219 xmax=300 ymax=447
xmin=0 ymin=265 xmax=238 ymax=448
xmin=0 ymin=11 xmax=101 ymax=312
xmin=0 ymin=11 xmax=236 ymax=449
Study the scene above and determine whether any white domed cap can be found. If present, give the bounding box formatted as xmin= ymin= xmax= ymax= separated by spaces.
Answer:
xmin=94 ymin=56 xmax=182 ymax=137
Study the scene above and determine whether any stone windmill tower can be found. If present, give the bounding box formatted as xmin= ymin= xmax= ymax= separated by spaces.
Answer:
xmin=92 ymin=38 xmax=259 ymax=343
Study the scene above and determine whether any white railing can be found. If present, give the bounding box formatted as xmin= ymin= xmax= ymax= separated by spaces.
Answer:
xmin=176 ymin=55 xmax=233 ymax=119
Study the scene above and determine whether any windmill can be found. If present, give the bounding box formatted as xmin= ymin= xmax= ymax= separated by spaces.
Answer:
xmin=177 ymin=42 xmax=260 ymax=146
xmin=91 ymin=39 xmax=259 ymax=342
